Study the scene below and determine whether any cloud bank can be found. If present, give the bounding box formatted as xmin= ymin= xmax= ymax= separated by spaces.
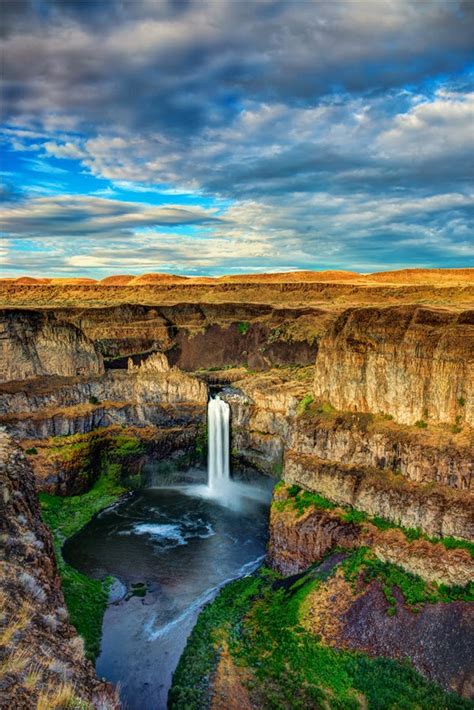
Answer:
xmin=1 ymin=0 xmax=473 ymax=276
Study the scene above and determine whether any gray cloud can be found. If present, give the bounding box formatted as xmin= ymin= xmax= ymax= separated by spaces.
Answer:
xmin=2 ymin=1 xmax=473 ymax=136
xmin=1 ymin=0 xmax=473 ymax=274
xmin=0 ymin=195 xmax=219 ymax=238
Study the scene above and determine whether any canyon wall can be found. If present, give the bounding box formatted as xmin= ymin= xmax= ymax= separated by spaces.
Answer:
xmin=1 ymin=278 xmax=472 ymax=707
xmin=0 ymin=430 xmax=119 ymax=708
xmin=313 ymin=306 xmax=473 ymax=426
xmin=0 ymin=310 xmax=104 ymax=383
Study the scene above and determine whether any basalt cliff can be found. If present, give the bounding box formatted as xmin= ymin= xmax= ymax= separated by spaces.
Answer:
xmin=0 ymin=269 xmax=473 ymax=708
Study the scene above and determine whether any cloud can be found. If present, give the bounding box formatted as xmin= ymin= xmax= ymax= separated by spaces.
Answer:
xmin=2 ymin=0 xmax=473 ymax=137
xmin=1 ymin=1 xmax=473 ymax=274
xmin=0 ymin=195 xmax=219 ymax=238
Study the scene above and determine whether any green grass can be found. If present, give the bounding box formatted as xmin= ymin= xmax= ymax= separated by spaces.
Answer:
xmin=108 ymin=434 xmax=145 ymax=458
xmin=169 ymin=564 xmax=472 ymax=710
xmin=237 ymin=321 xmax=250 ymax=335
xmin=341 ymin=547 xmax=474 ymax=615
xmin=296 ymin=393 xmax=314 ymax=415
xmin=39 ymin=460 xmax=125 ymax=660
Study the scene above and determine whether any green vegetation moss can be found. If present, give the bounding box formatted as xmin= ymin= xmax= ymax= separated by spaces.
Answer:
xmin=275 ymin=482 xmax=474 ymax=558
xmin=169 ymin=563 xmax=472 ymax=710
xmin=108 ymin=434 xmax=145 ymax=458
xmin=341 ymin=548 xmax=474 ymax=613
xmin=237 ymin=321 xmax=250 ymax=335
xmin=39 ymin=460 xmax=125 ymax=660
xmin=296 ymin=393 xmax=314 ymax=415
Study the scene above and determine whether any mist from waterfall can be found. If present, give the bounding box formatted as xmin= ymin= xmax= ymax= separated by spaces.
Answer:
xmin=144 ymin=392 xmax=270 ymax=510
xmin=207 ymin=395 xmax=230 ymax=493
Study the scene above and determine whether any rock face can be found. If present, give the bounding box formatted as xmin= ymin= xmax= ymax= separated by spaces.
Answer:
xmin=268 ymin=496 xmax=474 ymax=586
xmin=0 ymin=310 xmax=104 ymax=383
xmin=127 ymin=351 xmax=170 ymax=373
xmin=283 ymin=452 xmax=473 ymax=540
xmin=0 ymin=430 xmax=119 ymax=708
xmin=289 ymin=414 xmax=473 ymax=489
xmin=225 ymin=371 xmax=472 ymax=491
xmin=298 ymin=561 xmax=474 ymax=698
xmin=313 ymin=306 xmax=473 ymax=426
xmin=0 ymin=366 xmax=208 ymax=493
xmin=46 ymin=302 xmax=322 ymax=369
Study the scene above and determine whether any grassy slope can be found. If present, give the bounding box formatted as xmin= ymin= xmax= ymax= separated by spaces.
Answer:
xmin=39 ymin=461 xmax=125 ymax=660
xmin=170 ymin=559 xmax=474 ymax=710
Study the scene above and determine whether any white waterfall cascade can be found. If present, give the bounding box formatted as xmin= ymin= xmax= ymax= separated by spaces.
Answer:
xmin=207 ymin=395 xmax=230 ymax=493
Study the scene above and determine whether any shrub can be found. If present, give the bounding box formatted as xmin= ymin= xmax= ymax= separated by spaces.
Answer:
xmin=287 ymin=484 xmax=301 ymax=497
xmin=25 ymin=447 xmax=37 ymax=455
xmin=297 ymin=393 xmax=314 ymax=415
xmin=237 ymin=321 xmax=250 ymax=335
xmin=415 ymin=419 xmax=428 ymax=429
xmin=458 ymin=396 xmax=465 ymax=407
xmin=88 ymin=395 xmax=100 ymax=405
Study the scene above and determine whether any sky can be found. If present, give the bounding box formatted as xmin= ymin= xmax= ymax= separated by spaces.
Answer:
xmin=0 ymin=0 xmax=473 ymax=278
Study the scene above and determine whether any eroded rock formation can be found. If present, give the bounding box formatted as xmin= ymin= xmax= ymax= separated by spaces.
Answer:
xmin=313 ymin=306 xmax=473 ymax=426
xmin=0 ymin=430 xmax=119 ymax=708
xmin=0 ymin=310 xmax=104 ymax=383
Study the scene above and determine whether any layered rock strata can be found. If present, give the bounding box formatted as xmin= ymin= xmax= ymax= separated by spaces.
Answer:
xmin=0 ymin=430 xmax=119 ymax=708
xmin=0 ymin=310 xmax=103 ymax=383
xmin=313 ymin=306 xmax=473 ymax=426
xmin=268 ymin=492 xmax=473 ymax=586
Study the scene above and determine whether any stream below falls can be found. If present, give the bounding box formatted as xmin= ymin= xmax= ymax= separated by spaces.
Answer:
xmin=63 ymin=467 xmax=273 ymax=709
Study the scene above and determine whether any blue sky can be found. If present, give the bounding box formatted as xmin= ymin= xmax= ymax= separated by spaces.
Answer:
xmin=1 ymin=0 xmax=473 ymax=278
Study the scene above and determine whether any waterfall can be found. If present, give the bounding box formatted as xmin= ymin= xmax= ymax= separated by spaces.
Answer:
xmin=207 ymin=395 xmax=230 ymax=492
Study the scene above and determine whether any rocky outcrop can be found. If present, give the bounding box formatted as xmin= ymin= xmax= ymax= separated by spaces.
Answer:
xmin=0 ymin=367 xmax=207 ymax=417
xmin=24 ymin=423 xmax=203 ymax=495
xmin=127 ymin=351 xmax=170 ymax=373
xmin=0 ymin=430 xmax=119 ymax=708
xmin=224 ymin=371 xmax=472 ymax=491
xmin=268 ymin=494 xmax=474 ymax=586
xmin=0 ymin=310 xmax=103 ymax=383
xmin=0 ymin=361 xmax=208 ymax=493
xmin=284 ymin=452 xmax=473 ymax=540
xmin=0 ymin=401 xmax=204 ymax=440
xmin=300 ymin=564 xmax=474 ymax=698
xmin=289 ymin=414 xmax=473 ymax=490
xmin=313 ymin=306 xmax=473 ymax=426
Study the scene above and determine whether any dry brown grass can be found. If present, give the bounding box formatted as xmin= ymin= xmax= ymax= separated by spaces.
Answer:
xmin=0 ymin=599 xmax=33 ymax=646
xmin=36 ymin=682 xmax=81 ymax=710
xmin=24 ymin=663 xmax=44 ymax=690
xmin=0 ymin=647 xmax=31 ymax=676
xmin=0 ymin=268 xmax=472 ymax=309
xmin=300 ymin=569 xmax=357 ymax=645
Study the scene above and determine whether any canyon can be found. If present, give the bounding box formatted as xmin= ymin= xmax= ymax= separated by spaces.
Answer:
xmin=0 ymin=269 xmax=473 ymax=709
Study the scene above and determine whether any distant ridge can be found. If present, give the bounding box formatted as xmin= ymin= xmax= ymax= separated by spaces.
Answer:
xmin=100 ymin=275 xmax=135 ymax=285
xmin=217 ymin=270 xmax=361 ymax=282
xmin=2 ymin=268 xmax=472 ymax=287
xmin=129 ymin=273 xmax=189 ymax=285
